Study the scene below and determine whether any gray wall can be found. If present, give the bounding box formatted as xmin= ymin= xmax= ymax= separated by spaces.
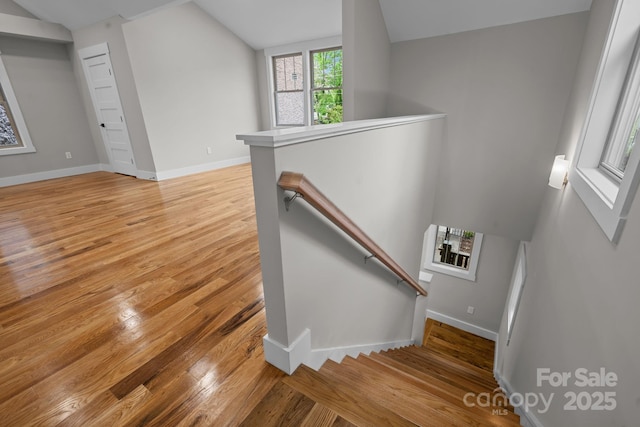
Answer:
xmin=71 ymin=16 xmax=157 ymax=174
xmin=389 ymin=13 xmax=589 ymax=241
xmin=496 ymin=1 xmax=640 ymax=425
xmin=342 ymin=0 xmax=390 ymax=121
xmin=255 ymin=49 xmax=271 ymax=131
xmin=121 ymin=2 xmax=259 ymax=173
xmin=0 ymin=0 xmax=34 ymax=18
xmin=423 ymin=233 xmax=519 ymax=333
xmin=0 ymin=36 xmax=97 ymax=178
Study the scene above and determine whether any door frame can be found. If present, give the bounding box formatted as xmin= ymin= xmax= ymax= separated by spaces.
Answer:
xmin=78 ymin=42 xmax=137 ymax=176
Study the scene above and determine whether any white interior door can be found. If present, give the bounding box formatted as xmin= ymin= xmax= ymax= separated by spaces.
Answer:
xmin=79 ymin=43 xmax=137 ymax=177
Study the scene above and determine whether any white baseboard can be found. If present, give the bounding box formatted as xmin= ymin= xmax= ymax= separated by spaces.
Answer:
xmin=494 ymin=370 xmax=543 ymax=427
xmin=99 ymin=163 xmax=113 ymax=172
xmin=426 ymin=309 xmax=498 ymax=341
xmin=154 ymin=156 xmax=250 ymax=181
xmin=305 ymin=339 xmax=414 ymax=371
xmin=263 ymin=328 xmax=415 ymax=374
xmin=263 ymin=329 xmax=311 ymax=375
xmin=411 ymin=294 xmax=429 ymax=343
xmin=136 ymin=170 xmax=158 ymax=181
xmin=0 ymin=164 xmax=104 ymax=188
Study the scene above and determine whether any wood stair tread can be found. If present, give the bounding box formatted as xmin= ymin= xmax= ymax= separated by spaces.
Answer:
xmin=389 ymin=346 xmax=499 ymax=389
xmin=363 ymin=352 xmax=520 ymax=425
xmin=283 ymin=364 xmax=417 ymax=426
xmin=240 ymin=321 xmax=520 ymax=426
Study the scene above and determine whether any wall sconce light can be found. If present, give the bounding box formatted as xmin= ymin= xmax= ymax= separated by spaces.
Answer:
xmin=548 ymin=155 xmax=569 ymax=189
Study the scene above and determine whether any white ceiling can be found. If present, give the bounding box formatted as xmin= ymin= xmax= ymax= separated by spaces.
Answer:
xmin=12 ymin=0 xmax=592 ymax=50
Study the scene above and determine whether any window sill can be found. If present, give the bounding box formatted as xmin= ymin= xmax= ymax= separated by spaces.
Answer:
xmin=578 ymin=167 xmax=619 ymax=207
xmin=570 ymin=166 xmax=626 ymax=243
xmin=0 ymin=145 xmax=36 ymax=156
xmin=424 ymin=261 xmax=478 ymax=282
xmin=421 ymin=224 xmax=483 ymax=283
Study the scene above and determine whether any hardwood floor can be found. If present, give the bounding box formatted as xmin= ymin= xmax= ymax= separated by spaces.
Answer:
xmin=243 ymin=320 xmax=520 ymax=426
xmin=1 ymin=165 xmax=518 ymax=426
xmin=0 ymin=165 xmax=285 ymax=426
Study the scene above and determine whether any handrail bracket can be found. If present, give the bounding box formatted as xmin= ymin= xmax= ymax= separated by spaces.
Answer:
xmin=284 ymin=192 xmax=302 ymax=211
xmin=277 ymin=171 xmax=428 ymax=297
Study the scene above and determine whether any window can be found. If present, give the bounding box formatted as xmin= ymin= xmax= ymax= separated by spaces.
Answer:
xmin=506 ymin=242 xmax=527 ymax=345
xmin=570 ymin=0 xmax=640 ymax=243
xmin=422 ymin=224 xmax=483 ymax=282
xmin=600 ymin=110 xmax=638 ymax=181
xmin=311 ymin=48 xmax=343 ymax=124
xmin=273 ymin=53 xmax=304 ymax=126
xmin=0 ymin=53 xmax=35 ymax=156
xmin=265 ymin=37 xmax=342 ymax=128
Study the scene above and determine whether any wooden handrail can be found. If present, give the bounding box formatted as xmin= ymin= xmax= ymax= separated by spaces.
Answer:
xmin=278 ymin=172 xmax=428 ymax=296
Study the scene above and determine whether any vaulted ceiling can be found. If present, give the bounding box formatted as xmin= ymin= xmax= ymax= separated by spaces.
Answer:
xmin=12 ymin=0 xmax=592 ymax=49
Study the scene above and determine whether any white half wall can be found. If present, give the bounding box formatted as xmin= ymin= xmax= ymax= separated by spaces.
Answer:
xmin=239 ymin=115 xmax=444 ymax=371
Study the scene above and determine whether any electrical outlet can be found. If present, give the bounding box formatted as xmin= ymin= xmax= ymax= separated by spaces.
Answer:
xmin=467 ymin=306 xmax=475 ymax=315
xmin=206 ymin=147 xmax=213 ymax=155
xmin=65 ymin=152 xmax=72 ymax=159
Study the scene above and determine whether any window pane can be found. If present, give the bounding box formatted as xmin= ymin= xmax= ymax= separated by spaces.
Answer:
xmin=433 ymin=226 xmax=475 ymax=271
xmin=275 ymin=92 xmax=304 ymax=126
xmin=273 ymin=54 xmax=303 ymax=92
xmin=0 ymin=83 xmax=22 ymax=148
xmin=0 ymin=102 xmax=20 ymax=147
xmin=620 ymin=112 xmax=639 ymax=172
xmin=312 ymin=89 xmax=342 ymax=124
xmin=312 ymin=49 xmax=342 ymax=89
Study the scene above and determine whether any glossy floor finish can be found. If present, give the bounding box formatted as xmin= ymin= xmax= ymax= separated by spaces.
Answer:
xmin=1 ymin=166 xmax=517 ymax=426
xmin=242 ymin=320 xmax=520 ymax=426
xmin=0 ymin=165 xmax=286 ymax=425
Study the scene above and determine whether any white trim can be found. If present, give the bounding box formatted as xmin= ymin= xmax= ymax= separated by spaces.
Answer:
xmin=263 ymin=328 xmax=415 ymax=373
xmin=493 ymin=334 xmax=500 ymax=383
xmin=0 ymin=12 xmax=72 ymax=43
xmin=78 ymin=42 xmax=109 ymax=60
xmin=78 ymin=43 xmax=138 ymax=177
xmin=506 ymin=241 xmax=527 ymax=345
xmin=411 ymin=294 xmax=429 ymax=343
xmin=305 ymin=339 xmax=414 ymax=371
xmin=426 ymin=309 xmax=498 ymax=341
xmin=264 ymin=36 xmax=342 ymax=129
xmin=494 ymin=370 xmax=545 ymax=427
xmin=0 ymin=52 xmax=36 ymax=156
xmin=570 ymin=0 xmax=640 ymax=244
xmin=237 ymin=114 xmax=446 ymax=148
xmin=418 ymin=271 xmax=434 ymax=283
xmin=154 ymin=156 xmax=250 ymax=181
xmin=422 ymin=224 xmax=483 ymax=282
xmin=264 ymin=36 xmax=343 ymax=58
xmin=0 ymin=164 xmax=104 ymax=187
xmin=263 ymin=329 xmax=311 ymax=375
xmin=136 ymin=170 xmax=158 ymax=181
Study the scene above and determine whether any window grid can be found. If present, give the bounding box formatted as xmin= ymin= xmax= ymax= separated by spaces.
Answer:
xmin=272 ymin=53 xmax=304 ymax=127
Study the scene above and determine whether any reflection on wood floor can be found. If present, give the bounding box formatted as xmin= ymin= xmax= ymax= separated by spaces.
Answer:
xmin=0 ymin=164 xmax=284 ymax=425
xmin=0 ymin=164 xmax=518 ymax=426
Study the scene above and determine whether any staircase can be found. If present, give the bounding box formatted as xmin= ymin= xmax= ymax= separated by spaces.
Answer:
xmin=240 ymin=321 xmax=521 ymax=426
